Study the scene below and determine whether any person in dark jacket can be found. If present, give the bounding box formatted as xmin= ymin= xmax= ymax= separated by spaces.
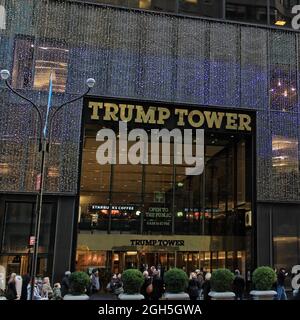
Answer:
xmin=61 ymin=271 xmax=71 ymax=297
xmin=140 ymin=271 xmax=152 ymax=300
xmin=188 ymin=272 xmax=200 ymax=300
xmin=90 ymin=269 xmax=101 ymax=294
xmin=6 ymin=273 xmax=17 ymax=300
xmin=202 ymin=272 xmax=211 ymax=300
xmin=151 ymin=270 xmax=164 ymax=300
xmin=233 ymin=269 xmax=245 ymax=300
xmin=20 ymin=274 xmax=31 ymax=300
xmin=276 ymin=268 xmax=288 ymax=300
xmin=109 ymin=274 xmax=123 ymax=296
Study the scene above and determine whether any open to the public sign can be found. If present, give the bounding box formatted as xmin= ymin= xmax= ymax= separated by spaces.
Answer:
xmin=35 ymin=173 xmax=41 ymax=191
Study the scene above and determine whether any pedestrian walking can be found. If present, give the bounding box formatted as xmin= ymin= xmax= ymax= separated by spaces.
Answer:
xmin=61 ymin=271 xmax=71 ymax=297
xmin=90 ymin=269 xmax=101 ymax=294
xmin=20 ymin=274 xmax=30 ymax=300
xmin=233 ymin=269 xmax=245 ymax=300
xmin=42 ymin=277 xmax=53 ymax=299
xmin=6 ymin=273 xmax=17 ymax=300
xmin=27 ymin=278 xmax=42 ymax=300
xmin=276 ymin=268 xmax=288 ymax=300
xmin=140 ymin=271 xmax=152 ymax=300
xmin=151 ymin=270 xmax=164 ymax=300
xmin=188 ymin=272 xmax=200 ymax=300
xmin=52 ymin=283 xmax=63 ymax=300
xmin=202 ymin=272 xmax=211 ymax=300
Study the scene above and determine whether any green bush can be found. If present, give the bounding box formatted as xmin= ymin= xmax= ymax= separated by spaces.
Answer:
xmin=164 ymin=268 xmax=188 ymax=293
xmin=122 ymin=269 xmax=144 ymax=294
xmin=211 ymin=269 xmax=234 ymax=292
xmin=252 ymin=266 xmax=277 ymax=291
xmin=69 ymin=271 xmax=91 ymax=295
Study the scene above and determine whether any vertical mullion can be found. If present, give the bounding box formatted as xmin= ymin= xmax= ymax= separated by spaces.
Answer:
xmin=267 ymin=0 xmax=271 ymax=25
xmin=108 ymin=163 xmax=114 ymax=234
xmin=172 ymin=158 xmax=176 ymax=235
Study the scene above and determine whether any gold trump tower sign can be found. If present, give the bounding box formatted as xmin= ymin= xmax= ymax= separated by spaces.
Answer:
xmin=87 ymin=101 xmax=252 ymax=132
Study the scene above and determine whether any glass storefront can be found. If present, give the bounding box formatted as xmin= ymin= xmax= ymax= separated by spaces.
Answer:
xmin=76 ymin=249 xmax=246 ymax=275
xmin=79 ymin=131 xmax=252 ymax=235
xmin=77 ymin=98 xmax=254 ymax=274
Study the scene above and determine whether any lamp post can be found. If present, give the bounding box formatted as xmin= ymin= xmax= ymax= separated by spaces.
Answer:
xmin=0 ymin=69 xmax=95 ymax=299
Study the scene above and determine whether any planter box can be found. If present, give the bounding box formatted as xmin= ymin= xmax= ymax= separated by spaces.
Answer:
xmin=250 ymin=290 xmax=277 ymax=300
xmin=164 ymin=292 xmax=190 ymax=300
xmin=118 ymin=293 xmax=144 ymax=300
xmin=63 ymin=294 xmax=89 ymax=300
xmin=209 ymin=291 xmax=235 ymax=300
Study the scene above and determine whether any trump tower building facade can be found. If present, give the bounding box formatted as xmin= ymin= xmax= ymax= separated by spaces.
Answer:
xmin=0 ymin=0 xmax=300 ymax=284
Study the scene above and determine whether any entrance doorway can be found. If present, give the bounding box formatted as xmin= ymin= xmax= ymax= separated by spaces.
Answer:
xmin=111 ymin=251 xmax=176 ymax=274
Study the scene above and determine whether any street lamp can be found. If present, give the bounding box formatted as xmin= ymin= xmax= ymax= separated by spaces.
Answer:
xmin=0 ymin=69 xmax=95 ymax=299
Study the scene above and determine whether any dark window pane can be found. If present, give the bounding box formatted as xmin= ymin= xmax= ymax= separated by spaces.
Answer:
xmin=131 ymin=0 xmax=177 ymax=12
xmin=87 ymin=0 xmax=177 ymax=12
xmin=226 ymin=0 xmax=268 ymax=24
xmin=179 ymin=0 xmax=224 ymax=18
xmin=2 ymin=202 xmax=54 ymax=253
xmin=2 ymin=202 xmax=33 ymax=253
xmin=12 ymin=37 xmax=34 ymax=89
xmin=273 ymin=205 xmax=299 ymax=271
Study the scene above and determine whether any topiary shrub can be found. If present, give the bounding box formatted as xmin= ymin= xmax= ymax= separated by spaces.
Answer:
xmin=164 ymin=268 xmax=188 ymax=293
xmin=211 ymin=269 xmax=234 ymax=292
xmin=122 ymin=269 xmax=144 ymax=294
xmin=252 ymin=266 xmax=276 ymax=291
xmin=69 ymin=271 xmax=91 ymax=295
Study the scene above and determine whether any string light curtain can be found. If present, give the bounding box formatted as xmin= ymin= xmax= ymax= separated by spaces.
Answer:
xmin=0 ymin=0 xmax=299 ymax=201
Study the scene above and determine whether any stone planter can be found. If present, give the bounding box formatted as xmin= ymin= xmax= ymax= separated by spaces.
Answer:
xmin=63 ymin=294 xmax=89 ymax=300
xmin=118 ymin=293 xmax=144 ymax=300
xmin=164 ymin=292 xmax=190 ymax=300
xmin=250 ymin=290 xmax=277 ymax=300
xmin=209 ymin=291 xmax=235 ymax=300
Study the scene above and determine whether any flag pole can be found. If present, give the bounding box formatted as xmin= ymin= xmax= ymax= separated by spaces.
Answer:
xmin=30 ymin=71 xmax=53 ymax=300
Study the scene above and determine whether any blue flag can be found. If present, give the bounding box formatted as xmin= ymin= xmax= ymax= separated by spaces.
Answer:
xmin=43 ymin=72 xmax=53 ymax=139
